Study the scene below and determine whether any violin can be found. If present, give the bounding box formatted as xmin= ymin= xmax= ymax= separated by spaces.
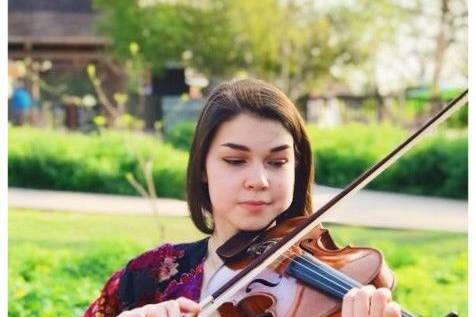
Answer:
xmin=196 ymin=90 xmax=468 ymax=317
xmin=207 ymin=217 xmax=395 ymax=317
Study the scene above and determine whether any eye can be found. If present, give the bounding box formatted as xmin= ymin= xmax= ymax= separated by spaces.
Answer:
xmin=268 ymin=159 xmax=288 ymax=167
xmin=223 ymin=159 xmax=245 ymax=166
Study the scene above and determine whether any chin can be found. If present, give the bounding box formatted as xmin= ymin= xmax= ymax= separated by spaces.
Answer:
xmin=236 ymin=220 xmax=273 ymax=232
xmin=231 ymin=207 xmax=286 ymax=232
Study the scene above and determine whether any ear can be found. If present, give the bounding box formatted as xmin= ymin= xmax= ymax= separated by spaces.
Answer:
xmin=201 ymin=170 xmax=208 ymax=183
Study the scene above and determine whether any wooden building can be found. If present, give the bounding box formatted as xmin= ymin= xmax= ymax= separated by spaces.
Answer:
xmin=8 ymin=0 xmax=123 ymax=128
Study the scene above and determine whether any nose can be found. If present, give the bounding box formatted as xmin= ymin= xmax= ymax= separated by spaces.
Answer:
xmin=244 ymin=163 xmax=269 ymax=191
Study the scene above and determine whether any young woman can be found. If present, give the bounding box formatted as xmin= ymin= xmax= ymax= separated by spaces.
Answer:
xmin=84 ymin=79 xmax=401 ymax=317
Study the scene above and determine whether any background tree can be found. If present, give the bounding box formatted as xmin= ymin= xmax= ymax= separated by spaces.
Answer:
xmin=93 ymin=0 xmax=241 ymax=75
xmin=93 ymin=0 xmax=375 ymax=100
xmin=223 ymin=0 xmax=372 ymax=100
xmin=92 ymin=0 xmax=466 ymax=104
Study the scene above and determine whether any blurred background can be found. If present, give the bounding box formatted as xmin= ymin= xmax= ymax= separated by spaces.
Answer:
xmin=7 ymin=0 xmax=468 ymax=316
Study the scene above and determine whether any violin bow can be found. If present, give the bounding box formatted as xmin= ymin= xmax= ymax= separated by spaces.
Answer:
xmin=197 ymin=89 xmax=468 ymax=317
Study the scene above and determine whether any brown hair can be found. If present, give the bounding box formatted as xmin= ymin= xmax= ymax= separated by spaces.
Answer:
xmin=187 ymin=78 xmax=314 ymax=234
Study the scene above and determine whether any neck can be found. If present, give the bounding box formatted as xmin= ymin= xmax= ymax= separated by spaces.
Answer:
xmin=209 ymin=220 xmax=240 ymax=249
xmin=209 ymin=231 xmax=235 ymax=252
xmin=209 ymin=220 xmax=278 ymax=252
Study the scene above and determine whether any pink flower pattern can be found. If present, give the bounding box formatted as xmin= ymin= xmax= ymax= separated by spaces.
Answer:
xmin=157 ymin=256 xmax=180 ymax=282
xmin=158 ymin=263 xmax=204 ymax=302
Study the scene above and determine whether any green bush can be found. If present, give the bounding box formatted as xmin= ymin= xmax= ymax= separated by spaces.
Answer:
xmin=164 ymin=121 xmax=196 ymax=151
xmin=446 ymin=106 xmax=468 ymax=128
xmin=8 ymin=127 xmax=189 ymax=199
xmin=372 ymin=137 xmax=468 ymax=198
xmin=307 ymin=124 xmax=467 ymax=199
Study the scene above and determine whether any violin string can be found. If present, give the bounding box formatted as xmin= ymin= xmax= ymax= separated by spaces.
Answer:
xmin=271 ymin=250 xmax=413 ymax=317
xmin=285 ymin=247 xmax=361 ymax=288
xmin=275 ymin=250 xmax=358 ymax=296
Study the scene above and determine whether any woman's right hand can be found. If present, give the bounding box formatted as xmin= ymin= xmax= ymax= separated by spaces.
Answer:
xmin=117 ymin=297 xmax=201 ymax=317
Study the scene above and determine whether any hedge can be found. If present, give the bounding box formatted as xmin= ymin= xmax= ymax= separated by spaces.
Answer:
xmin=8 ymin=127 xmax=188 ymax=199
xmin=307 ymin=124 xmax=468 ymax=199
xmin=8 ymin=124 xmax=467 ymax=199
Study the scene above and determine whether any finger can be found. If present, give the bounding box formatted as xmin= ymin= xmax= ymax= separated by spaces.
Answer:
xmin=122 ymin=309 xmax=146 ymax=317
xmin=176 ymin=297 xmax=201 ymax=313
xmin=354 ymin=285 xmax=376 ymax=317
xmin=342 ymin=288 xmax=359 ymax=317
xmin=164 ymin=300 xmax=181 ymax=317
xmin=383 ymin=302 xmax=401 ymax=317
xmin=143 ymin=303 xmax=166 ymax=317
xmin=370 ymin=288 xmax=392 ymax=317
xmin=119 ymin=312 xmax=143 ymax=317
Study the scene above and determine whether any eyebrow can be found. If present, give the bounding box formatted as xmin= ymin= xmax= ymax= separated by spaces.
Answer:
xmin=220 ymin=143 xmax=290 ymax=153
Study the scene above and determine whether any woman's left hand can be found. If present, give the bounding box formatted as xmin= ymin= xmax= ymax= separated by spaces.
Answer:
xmin=342 ymin=285 xmax=401 ymax=317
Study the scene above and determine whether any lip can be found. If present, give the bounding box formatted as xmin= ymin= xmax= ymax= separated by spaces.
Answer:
xmin=240 ymin=200 xmax=269 ymax=205
xmin=239 ymin=201 xmax=270 ymax=212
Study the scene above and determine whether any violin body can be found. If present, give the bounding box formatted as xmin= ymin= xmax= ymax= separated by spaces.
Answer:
xmin=209 ymin=217 xmax=395 ymax=317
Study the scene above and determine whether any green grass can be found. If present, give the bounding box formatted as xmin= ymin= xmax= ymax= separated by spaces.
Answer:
xmin=9 ymin=209 xmax=204 ymax=251
xmin=9 ymin=209 xmax=467 ymax=317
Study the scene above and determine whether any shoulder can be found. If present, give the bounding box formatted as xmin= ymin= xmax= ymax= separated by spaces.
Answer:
xmin=83 ymin=238 xmax=209 ymax=317
xmin=83 ymin=268 xmax=124 ymax=317
xmin=118 ymin=238 xmax=209 ymax=309
xmin=126 ymin=238 xmax=208 ymax=272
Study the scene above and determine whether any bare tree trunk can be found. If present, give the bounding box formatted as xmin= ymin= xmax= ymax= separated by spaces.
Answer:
xmin=431 ymin=0 xmax=450 ymax=98
xmin=375 ymin=88 xmax=384 ymax=122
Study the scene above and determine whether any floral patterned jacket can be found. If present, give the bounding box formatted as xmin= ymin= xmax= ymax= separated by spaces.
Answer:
xmin=83 ymin=238 xmax=209 ymax=317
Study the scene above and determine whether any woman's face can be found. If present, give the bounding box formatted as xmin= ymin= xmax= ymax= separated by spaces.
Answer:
xmin=204 ymin=113 xmax=295 ymax=242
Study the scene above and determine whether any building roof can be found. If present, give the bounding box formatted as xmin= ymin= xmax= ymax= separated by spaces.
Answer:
xmin=8 ymin=0 xmax=94 ymax=13
xmin=8 ymin=0 xmax=106 ymax=45
xmin=9 ymin=0 xmax=94 ymax=12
